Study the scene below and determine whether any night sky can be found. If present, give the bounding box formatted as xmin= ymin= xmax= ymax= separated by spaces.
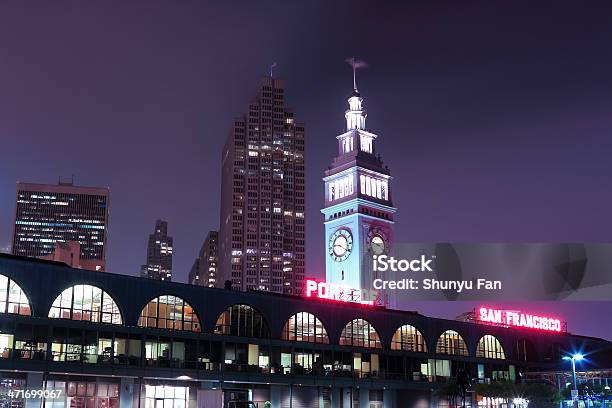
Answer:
xmin=1 ymin=2 xmax=612 ymax=340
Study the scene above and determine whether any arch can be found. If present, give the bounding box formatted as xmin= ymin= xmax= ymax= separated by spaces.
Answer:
xmin=514 ymin=338 xmax=538 ymax=362
xmin=391 ymin=324 xmax=427 ymax=352
xmin=476 ymin=334 xmax=505 ymax=359
xmin=49 ymin=284 xmax=122 ymax=324
xmin=214 ymin=304 xmax=270 ymax=338
xmin=436 ymin=330 xmax=468 ymax=356
xmin=544 ymin=342 xmax=563 ymax=362
xmin=138 ymin=294 xmax=200 ymax=332
xmin=281 ymin=312 xmax=329 ymax=344
xmin=0 ymin=274 xmax=31 ymax=316
xmin=339 ymin=318 xmax=381 ymax=348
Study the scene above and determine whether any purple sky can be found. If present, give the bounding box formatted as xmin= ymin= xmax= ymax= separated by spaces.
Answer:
xmin=1 ymin=2 xmax=612 ymax=340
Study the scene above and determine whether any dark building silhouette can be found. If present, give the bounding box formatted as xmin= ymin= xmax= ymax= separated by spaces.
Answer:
xmin=188 ymin=230 xmax=218 ymax=287
xmin=140 ymin=220 xmax=173 ymax=281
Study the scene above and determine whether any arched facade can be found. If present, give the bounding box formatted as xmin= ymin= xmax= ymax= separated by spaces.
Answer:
xmin=391 ymin=324 xmax=427 ymax=352
xmin=476 ymin=335 xmax=505 ymax=359
xmin=0 ymin=274 xmax=31 ymax=316
xmin=281 ymin=312 xmax=329 ymax=344
xmin=436 ymin=330 xmax=468 ymax=356
xmin=214 ymin=304 xmax=270 ymax=338
xmin=49 ymin=284 xmax=122 ymax=324
xmin=138 ymin=295 xmax=200 ymax=332
xmin=339 ymin=318 xmax=381 ymax=348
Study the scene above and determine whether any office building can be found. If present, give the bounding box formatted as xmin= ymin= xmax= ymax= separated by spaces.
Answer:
xmin=11 ymin=181 xmax=109 ymax=271
xmin=219 ymin=77 xmax=305 ymax=293
xmin=188 ymin=230 xmax=218 ymax=287
xmin=140 ymin=220 xmax=173 ymax=281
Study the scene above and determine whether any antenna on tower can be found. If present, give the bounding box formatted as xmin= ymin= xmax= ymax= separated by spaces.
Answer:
xmin=270 ymin=62 xmax=277 ymax=78
xmin=345 ymin=57 xmax=368 ymax=92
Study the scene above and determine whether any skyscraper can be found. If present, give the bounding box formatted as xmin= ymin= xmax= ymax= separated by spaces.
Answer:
xmin=12 ymin=181 xmax=109 ymax=271
xmin=219 ymin=76 xmax=305 ymax=294
xmin=188 ymin=230 xmax=218 ymax=287
xmin=140 ymin=220 xmax=173 ymax=281
xmin=322 ymin=65 xmax=396 ymax=294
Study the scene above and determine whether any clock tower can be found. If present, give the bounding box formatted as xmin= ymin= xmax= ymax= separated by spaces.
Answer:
xmin=322 ymin=63 xmax=396 ymax=293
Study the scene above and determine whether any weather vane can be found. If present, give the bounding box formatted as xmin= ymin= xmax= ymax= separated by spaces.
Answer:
xmin=345 ymin=57 xmax=368 ymax=92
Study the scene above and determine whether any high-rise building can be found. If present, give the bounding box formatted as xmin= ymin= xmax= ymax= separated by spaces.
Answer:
xmin=11 ymin=181 xmax=109 ymax=271
xmin=322 ymin=68 xmax=396 ymax=294
xmin=219 ymin=76 xmax=305 ymax=294
xmin=188 ymin=230 xmax=218 ymax=287
xmin=140 ymin=220 xmax=173 ymax=281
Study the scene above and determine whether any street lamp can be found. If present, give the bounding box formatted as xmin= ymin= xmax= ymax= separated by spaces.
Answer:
xmin=563 ymin=354 xmax=584 ymax=408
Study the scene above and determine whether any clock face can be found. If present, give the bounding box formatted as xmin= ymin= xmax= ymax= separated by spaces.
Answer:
xmin=371 ymin=235 xmax=385 ymax=255
xmin=368 ymin=228 xmax=388 ymax=255
xmin=329 ymin=229 xmax=353 ymax=262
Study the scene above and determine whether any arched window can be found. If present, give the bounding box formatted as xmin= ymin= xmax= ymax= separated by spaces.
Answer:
xmin=476 ymin=335 xmax=505 ymax=359
xmin=391 ymin=324 xmax=427 ymax=352
xmin=544 ymin=342 xmax=563 ymax=362
xmin=339 ymin=318 xmax=381 ymax=348
xmin=0 ymin=275 xmax=31 ymax=315
xmin=436 ymin=330 xmax=468 ymax=356
xmin=282 ymin=312 xmax=329 ymax=344
xmin=514 ymin=338 xmax=537 ymax=362
xmin=215 ymin=304 xmax=269 ymax=338
xmin=49 ymin=285 xmax=121 ymax=324
xmin=138 ymin=295 xmax=200 ymax=332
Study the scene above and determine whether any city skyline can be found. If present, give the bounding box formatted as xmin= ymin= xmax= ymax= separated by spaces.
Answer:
xmin=2 ymin=2 xmax=612 ymax=341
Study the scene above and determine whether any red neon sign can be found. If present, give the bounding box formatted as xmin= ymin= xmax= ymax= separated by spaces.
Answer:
xmin=304 ymin=279 xmax=380 ymax=306
xmin=478 ymin=307 xmax=562 ymax=332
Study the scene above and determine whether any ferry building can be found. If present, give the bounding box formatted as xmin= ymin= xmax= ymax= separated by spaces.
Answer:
xmin=0 ymin=254 xmax=610 ymax=408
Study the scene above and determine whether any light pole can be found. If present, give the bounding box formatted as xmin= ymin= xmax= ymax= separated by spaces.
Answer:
xmin=563 ymin=354 xmax=584 ymax=408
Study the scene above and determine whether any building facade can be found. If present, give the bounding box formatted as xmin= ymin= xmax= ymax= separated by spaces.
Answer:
xmin=0 ymin=254 xmax=610 ymax=408
xmin=322 ymin=81 xmax=396 ymax=293
xmin=41 ymin=241 xmax=83 ymax=269
xmin=219 ymin=77 xmax=306 ymax=294
xmin=188 ymin=231 xmax=218 ymax=287
xmin=11 ymin=181 xmax=109 ymax=271
xmin=140 ymin=220 xmax=173 ymax=281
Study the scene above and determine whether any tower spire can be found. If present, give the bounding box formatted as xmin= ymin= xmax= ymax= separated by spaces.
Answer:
xmin=345 ymin=57 xmax=368 ymax=93
xmin=344 ymin=58 xmax=368 ymax=130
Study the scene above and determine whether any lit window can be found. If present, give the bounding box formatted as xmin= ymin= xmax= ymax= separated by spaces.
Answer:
xmin=436 ymin=330 xmax=468 ymax=356
xmin=214 ymin=304 xmax=269 ymax=338
xmin=138 ymin=295 xmax=200 ymax=332
xmin=49 ymin=285 xmax=122 ymax=324
xmin=391 ymin=324 xmax=427 ymax=352
xmin=476 ymin=335 xmax=505 ymax=359
xmin=340 ymin=318 xmax=381 ymax=348
xmin=0 ymin=275 xmax=31 ymax=316
xmin=144 ymin=385 xmax=188 ymax=408
xmin=282 ymin=312 xmax=329 ymax=344
xmin=329 ymin=175 xmax=354 ymax=201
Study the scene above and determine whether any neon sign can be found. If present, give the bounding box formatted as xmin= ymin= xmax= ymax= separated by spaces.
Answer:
xmin=478 ymin=307 xmax=562 ymax=332
xmin=304 ymin=279 xmax=381 ymax=306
